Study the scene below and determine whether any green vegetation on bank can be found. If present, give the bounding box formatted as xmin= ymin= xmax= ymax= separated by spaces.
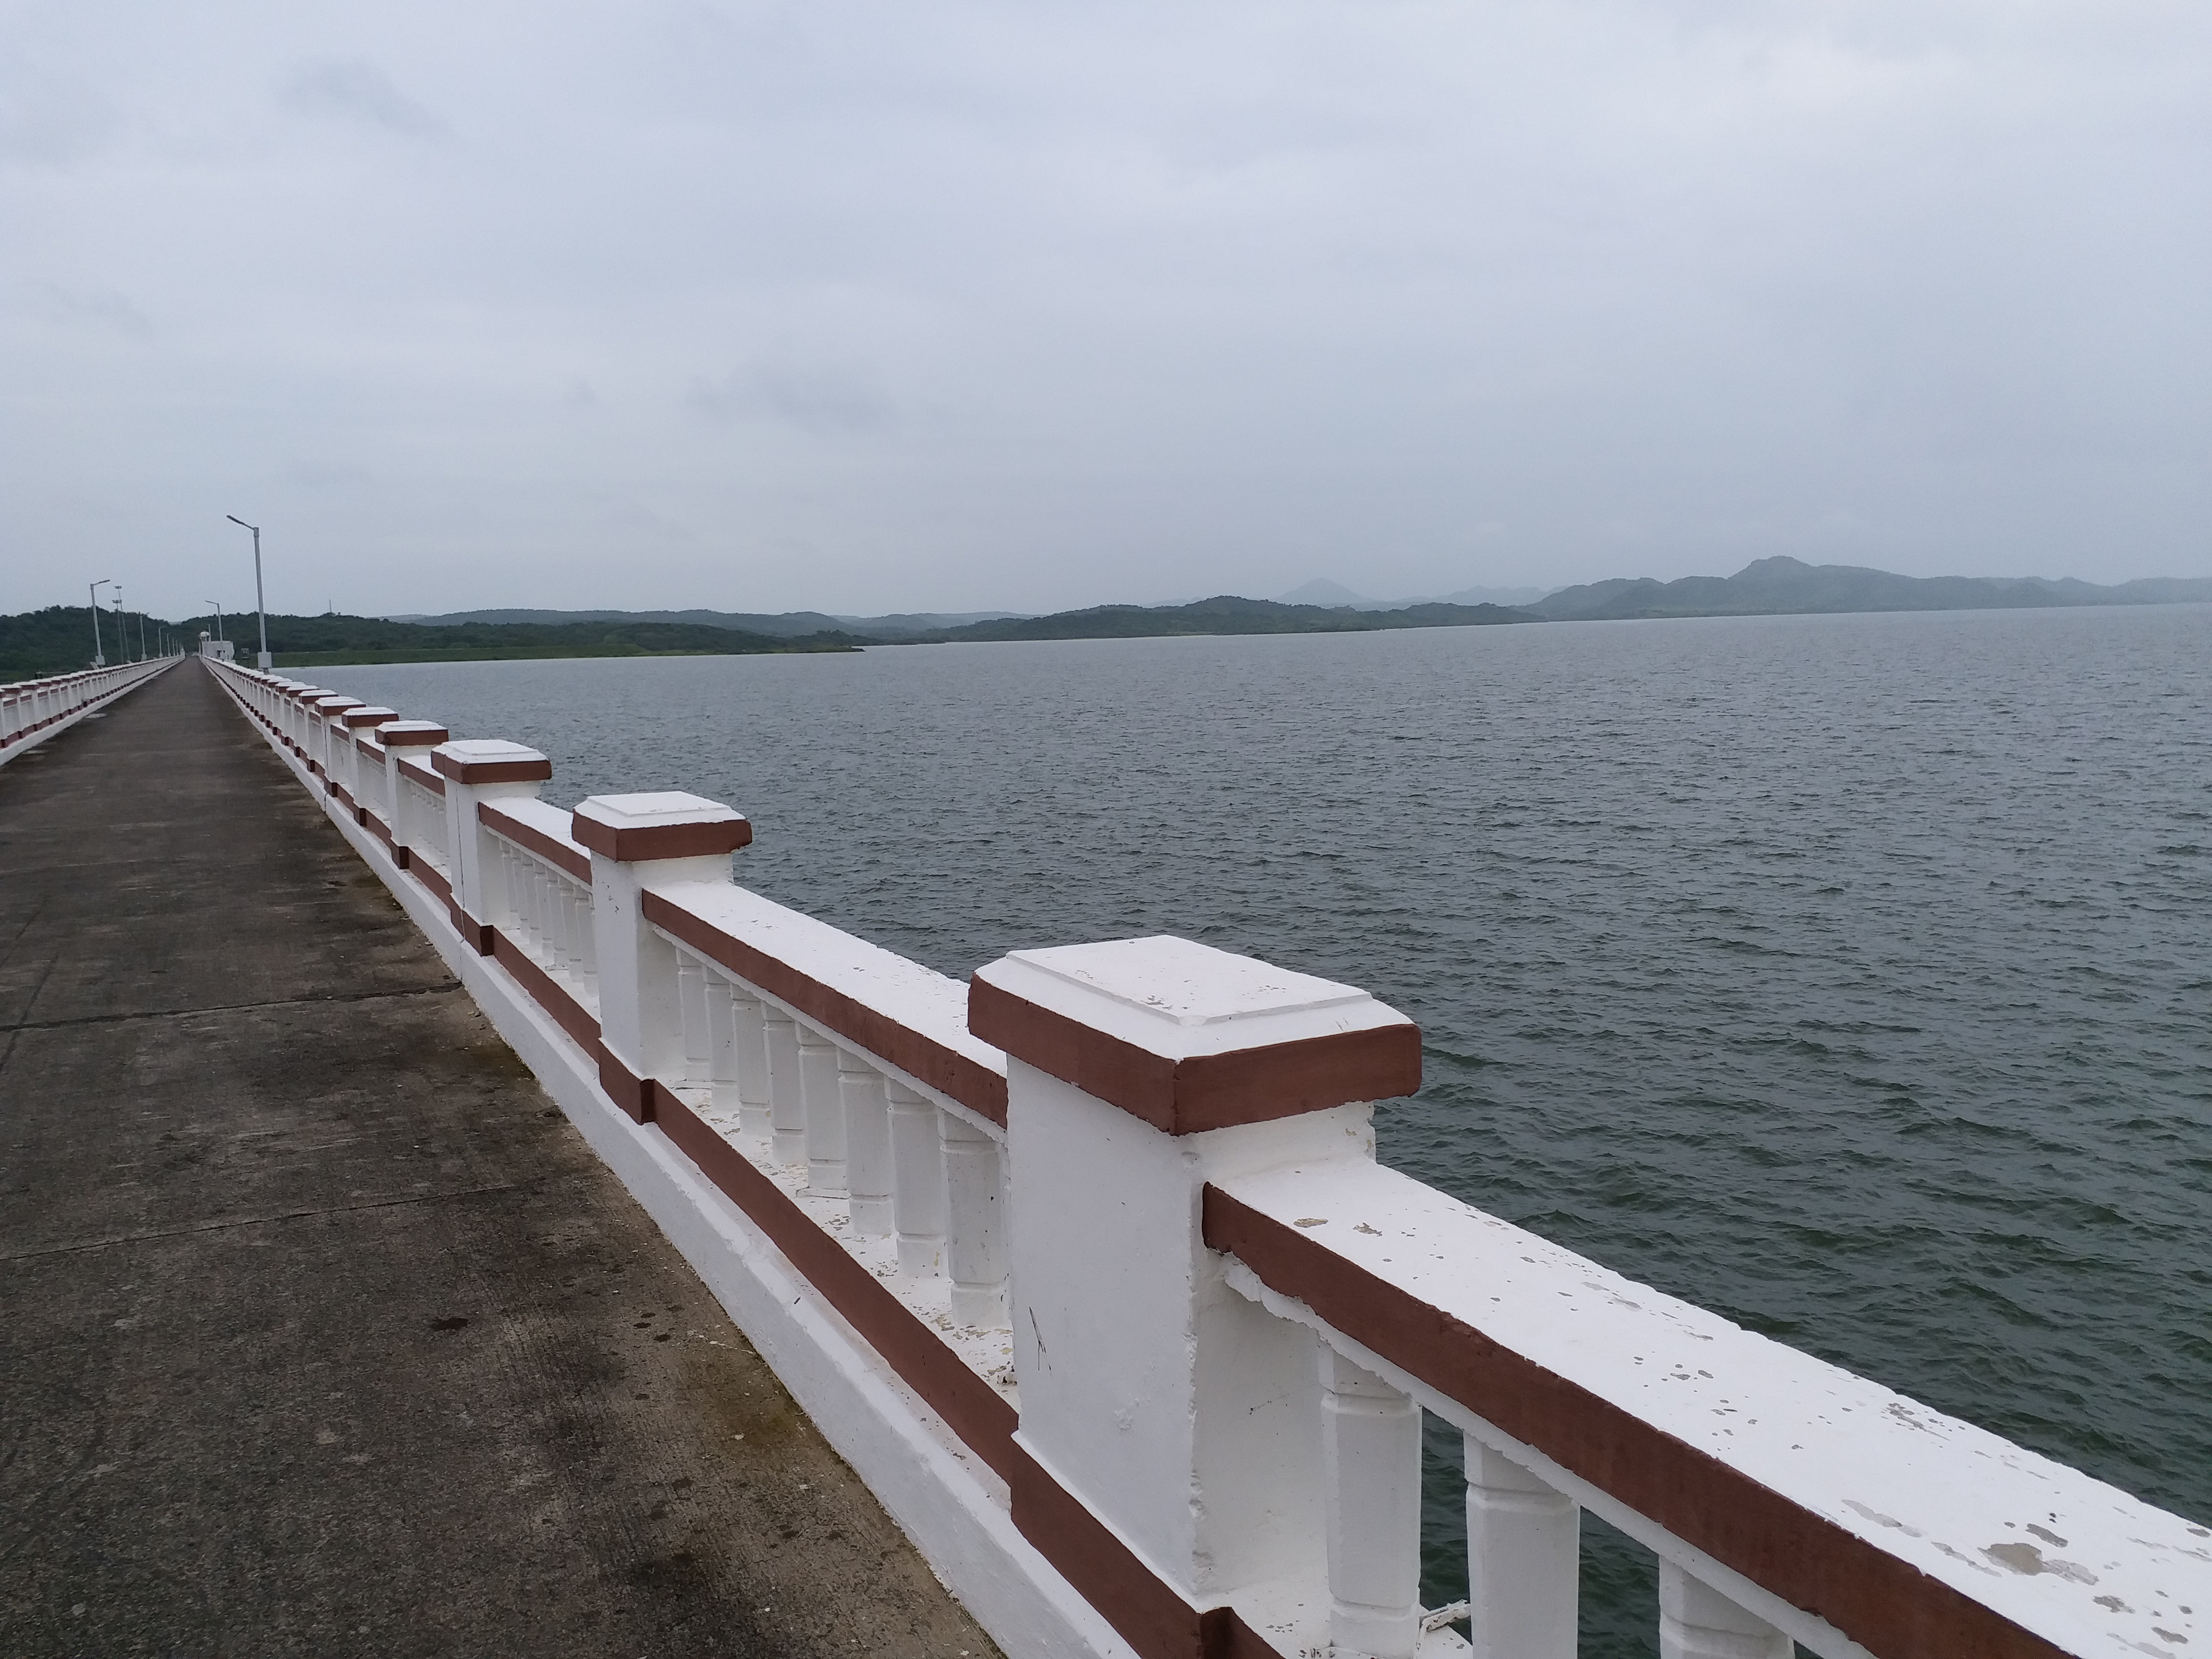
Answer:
xmin=0 ymin=607 xmax=866 ymax=678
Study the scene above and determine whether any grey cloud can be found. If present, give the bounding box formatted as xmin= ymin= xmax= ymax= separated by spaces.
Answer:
xmin=2 ymin=0 xmax=2207 ymax=619
xmin=279 ymin=60 xmax=443 ymax=137
xmin=687 ymin=361 xmax=898 ymax=436
xmin=25 ymin=282 xmax=151 ymax=337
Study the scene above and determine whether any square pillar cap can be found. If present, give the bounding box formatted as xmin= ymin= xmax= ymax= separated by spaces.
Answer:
xmin=313 ymin=696 xmax=361 ymax=712
xmin=970 ymin=934 xmax=1420 ymax=1136
xmin=572 ymin=791 xmax=751 ymax=861
xmin=376 ymin=720 xmax=449 ymax=747
xmin=342 ymin=705 xmax=398 ymax=728
xmin=433 ymin=738 xmax=553 ymax=786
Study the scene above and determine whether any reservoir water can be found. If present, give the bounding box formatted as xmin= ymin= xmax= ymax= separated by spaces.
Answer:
xmin=324 ymin=603 xmax=2212 ymax=1654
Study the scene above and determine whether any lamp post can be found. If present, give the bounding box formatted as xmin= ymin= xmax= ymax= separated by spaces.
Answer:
xmin=226 ymin=515 xmax=270 ymax=668
xmin=89 ymin=578 xmax=111 ymax=666
xmin=205 ymin=600 xmax=224 ymax=644
xmin=115 ymin=584 xmax=131 ymax=663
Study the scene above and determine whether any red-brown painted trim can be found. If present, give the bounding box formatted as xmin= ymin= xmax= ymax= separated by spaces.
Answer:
xmin=342 ymin=708 xmax=395 ymax=729
xmin=332 ymin=783 xmax=354 ymax=812
xmin=409 ymin=856 xmax=453 ymax=905
xmin=378 ymin=725 xmax=449 ymax=748
xmin=433 ymin=750 xmax=553 ymax=785
xmin=490 ymin=929 xmax=600 ymax=1050
xmin=968 ymin=978 xmax=1420 ymax=1136
xmin=1006 ymin=1459 xmax=1280 ymax=1659
xmin=653 ymin=1094 xmax=1024 ymax=1480
xmin=643 ymin=889 xmax=1008 ymax=1125
xmin=1200 ymin=1186 xmax=2068 ymax=1659
xmin=446 ymin=899 xmax=495 ymax=955
xmin=398 ymin=758 xmax=447 ymax=796
xmin=570 ymin=811 xmax=752 ymax=863
xmin=364 ymin=810 xmax=397 ymax=854
xmin=355 ymin=735 xmax=383 ymax=759
xmin=597 ymin=1046 xmax=657 ymax=1123
xmin=478 ymin=801 xmax=593 ymax=883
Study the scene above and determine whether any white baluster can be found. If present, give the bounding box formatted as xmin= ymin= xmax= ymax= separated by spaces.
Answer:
xmin=1466 ymin=1440 xmax=1579 ymax=1659
xmin=732 ymin=991 xmax=772 ymax=1148
xmin=763 ymin=1006 xmax=806 ymax=1167
xmin=542 ymin=866 xmax=567 ymax=971
xmin=941 ymin=1115 xmax=1007 ymax=1328
xmin=841 ymin=1053 xmax=893 ymax=1236
xmin=1319 ymin=1347 xmax=1422 ymax=1659
xmin=676 ymin=949 xmax=710 ymax=1084
xmin=799 ymin=1024 xmax=847 ymax=1196
xmin=571 ymin=876 xmax=597 ymax=988
xmin=1659 ymin=1564 xmax=1791 ymax=1659
xmin=706 ymin=974 xmax=740 ymax=1113
xmin=888 ymin=1083 xmax=946 ymax=1277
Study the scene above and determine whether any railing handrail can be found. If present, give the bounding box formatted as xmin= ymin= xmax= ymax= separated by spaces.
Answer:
xmin=478 ymin=798 xmax=591 ymax=882
xmin=644 ymin=879 xmax=1009 ymax=1128
xmin=1204 ymin=1158 xmax=2204 ymax=1659
xmin=0 ymin=657 xmax=166 ymax=695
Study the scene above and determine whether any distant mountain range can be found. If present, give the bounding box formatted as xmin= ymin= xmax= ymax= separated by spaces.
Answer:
xmin=899 ymin=594 xmax=1536 ymax=643
xmin=1276 ymin=578 xmax=1552 ymax=610
xmin=1528 ymin=557 xmax=2212 ymax=622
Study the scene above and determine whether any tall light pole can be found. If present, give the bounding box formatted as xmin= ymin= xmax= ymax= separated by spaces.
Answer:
xmin=227 ymin=516 xmax=270 ymax=668
xmin=90 ymin=578 xmax=111 ymax=666
xmin=205 ymin=600 xmax=223 ymax=645
xmin=115 ymin=584 xmax=130 ymax=662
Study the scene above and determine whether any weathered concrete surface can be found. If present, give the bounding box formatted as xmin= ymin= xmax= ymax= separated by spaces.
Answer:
xmin=0 ymin=664 xmax=998 ymax=1658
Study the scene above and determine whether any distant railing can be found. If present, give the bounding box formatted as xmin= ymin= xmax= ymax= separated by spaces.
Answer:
xmin=202 ymin=652 xmax=2210 ymax=1659
xmin=0 ymin=655 xmax=177 ymax=761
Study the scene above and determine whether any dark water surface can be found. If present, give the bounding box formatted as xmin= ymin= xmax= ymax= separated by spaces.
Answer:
xmin=325 ymin=605 xmax=2212 ymax=1652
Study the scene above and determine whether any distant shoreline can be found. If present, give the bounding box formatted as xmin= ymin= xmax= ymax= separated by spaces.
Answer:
xmin=6 ymin=557 xmax=2207 ymax=677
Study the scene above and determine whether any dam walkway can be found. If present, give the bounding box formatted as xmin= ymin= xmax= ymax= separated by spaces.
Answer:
xmin=0 ymin=663 xmax=993 ymax=1655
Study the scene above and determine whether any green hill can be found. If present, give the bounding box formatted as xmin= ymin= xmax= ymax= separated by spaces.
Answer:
xmin=1 ymin=608 xmax=865 ymax=678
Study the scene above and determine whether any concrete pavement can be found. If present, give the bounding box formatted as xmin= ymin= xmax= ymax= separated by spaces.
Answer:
xmin=0 ymin=661 xmax=997 ymax=1658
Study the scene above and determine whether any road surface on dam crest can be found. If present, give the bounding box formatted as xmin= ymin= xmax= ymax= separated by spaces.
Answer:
xmin=0 ymin=661 xmax=994 ymax=1657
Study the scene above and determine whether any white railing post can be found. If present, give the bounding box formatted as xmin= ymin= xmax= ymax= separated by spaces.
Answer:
xmin=1465 ymin=1440 xmax=1579 ymax=1659
xmin=431 ymin=740 xmax=552 ymax=952
xmin=970 ymin=934 xmax=1422 ymax=1624
xmin=841 ymin=1051 xmax=893 ymax=1235
xmin=1319 ymin=1348 xmax=1423 ymax=1659
xmin=375 ymin=721 xmax=448 ymax=863
xmin=1659 ymin=1565 xmax=1791 ymax=1659
xmin=762 ymin=1004 xmax=806 ymax=1165
xmin=572 ymin=792 xmax=751 ymax=1124
xmin=888 ymin=1082 xmax=946 ymax=1276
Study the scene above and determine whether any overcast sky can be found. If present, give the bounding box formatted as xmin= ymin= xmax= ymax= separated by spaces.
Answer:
xmin=5 ymin=1 xmax=2208 ymax=620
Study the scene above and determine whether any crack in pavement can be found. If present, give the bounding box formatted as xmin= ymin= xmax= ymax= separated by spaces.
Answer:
xmin=0 ymin=981 xmax=464 ymax=1035
xmin=1 ymin=1183 xmax=525 ymax=1262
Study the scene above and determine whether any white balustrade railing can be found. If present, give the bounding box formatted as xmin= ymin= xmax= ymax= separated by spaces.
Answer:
xmin=479 ymin=797 xmax=599 ymax=1015
xmin=0 ymin=654 xmax=175 ymax=758
xmin=199 ymin=651 xmax=2210 ymax=1659
xmin=644 ymin=880 xmax=1014 ymax=1375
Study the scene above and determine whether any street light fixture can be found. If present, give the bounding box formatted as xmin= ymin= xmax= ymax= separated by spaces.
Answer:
xmin=205 ymin=599 xmax=224 ymax=646
xmin=89 ymin=578 xmax=111 ymax=666
xmin=226 ymin=515 xmax=271 ymax=668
